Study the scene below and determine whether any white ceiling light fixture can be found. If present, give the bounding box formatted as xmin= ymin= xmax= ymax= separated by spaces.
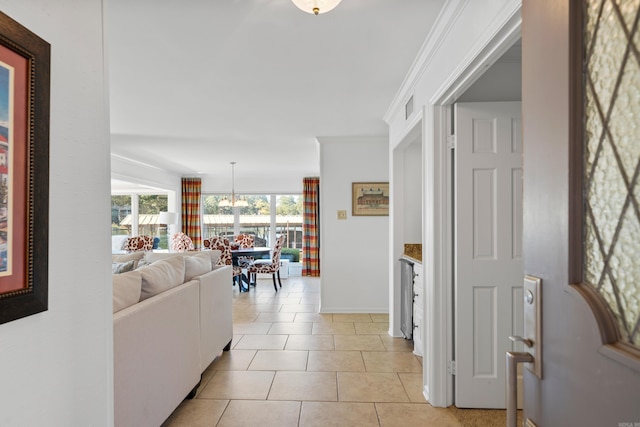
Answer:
xmin=291 ymin=0 xmax=342 ymax=15
xmin=219 ymin=162 xmax=249 ymax=208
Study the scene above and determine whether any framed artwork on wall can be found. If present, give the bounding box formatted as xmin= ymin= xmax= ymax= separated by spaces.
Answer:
xmin=352 ymin=182 xmax=389 ymax=216
xmin=0 ymin=11 xmax=50 ymax=325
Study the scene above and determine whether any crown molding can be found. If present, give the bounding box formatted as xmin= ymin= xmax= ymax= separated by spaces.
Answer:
xmin=383 ymin=0 xmax=469 ymax=124
xmin=384 ymin=0 xmax=523 ymax=122
xmin=315 ymin=135 xmax=388 ymax=145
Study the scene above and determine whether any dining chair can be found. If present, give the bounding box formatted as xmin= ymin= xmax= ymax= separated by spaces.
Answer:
xmin=234 ymin=233 xmax=254 ymax=248
xmin=124 ymin=235 xmax=154 ymax=252
xmin=247 ymin=235 xmax=286 ymax=292
xmin=234 ymin=233 xmax=255 ymax=267
xmin=203 ymin=236 xmax=244 ymax=289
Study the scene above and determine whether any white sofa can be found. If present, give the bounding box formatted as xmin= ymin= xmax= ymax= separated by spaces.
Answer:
xmin=112 ymin=251 xmax=232 ymax=427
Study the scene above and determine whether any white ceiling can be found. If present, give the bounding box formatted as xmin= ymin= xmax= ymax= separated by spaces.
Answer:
xmin=107 ymin=0 xmax=446 ymax=190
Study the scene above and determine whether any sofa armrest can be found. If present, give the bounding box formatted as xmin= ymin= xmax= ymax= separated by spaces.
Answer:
xmin=114 ymin=280 xmax=201 ymax=427
xmin=196 ymin=265 xmax=233 ymax=371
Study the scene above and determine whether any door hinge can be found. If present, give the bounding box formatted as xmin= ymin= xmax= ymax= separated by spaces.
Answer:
xmin=447 ymin=360 xmax=457 ymax=375
xmin=447 ymin=135 xmax=456 ymax=150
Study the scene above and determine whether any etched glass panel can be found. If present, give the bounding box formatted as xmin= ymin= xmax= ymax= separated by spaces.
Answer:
xmin=584 ymin=0 xmax=640 ymax=347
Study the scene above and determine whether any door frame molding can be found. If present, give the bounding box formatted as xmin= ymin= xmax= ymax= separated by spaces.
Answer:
xmin=424 ymin=8 xmax=522 ymax=407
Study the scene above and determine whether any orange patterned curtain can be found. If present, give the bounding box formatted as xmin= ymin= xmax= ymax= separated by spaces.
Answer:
xmin=302 ymin=177 xmax=320 ymax=276
xmin=181 ymin=177 xmax=201 ymax=249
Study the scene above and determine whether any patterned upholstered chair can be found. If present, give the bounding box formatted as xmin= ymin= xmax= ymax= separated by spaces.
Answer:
xmin=247 ymin=235 xmax=286 ymax=292
xmin=203 ymin=236 xmax=244 ymax=289
xmin=234 ymin=233 xmax=255 ymax=267
xmin=124 ymin=235 xmax=154 ymax=252
xmin=234 ymin=233 xmax=254 ymax=248
xmin=170 ymin=232 xmax=195 ymax=252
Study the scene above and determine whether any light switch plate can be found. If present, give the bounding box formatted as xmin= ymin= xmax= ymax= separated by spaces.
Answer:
xmin=337 ymin=210 xmax=347 ymax=220
xmin=523 ymin=275 xmax=542 ymax=379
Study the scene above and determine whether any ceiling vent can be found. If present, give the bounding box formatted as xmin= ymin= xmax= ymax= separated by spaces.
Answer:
xmin=405 ymin=96 xmax=414 ymax=120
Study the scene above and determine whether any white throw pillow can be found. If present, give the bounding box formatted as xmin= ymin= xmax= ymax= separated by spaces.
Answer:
xmin=184 ymin=252 xmax=213 ymax=281
xmin=139 ymin=256 xmax=186 ymax=301
xmin=143 ymin=250 xmax=221 ymax=270
xmin=198 ymin=250 xmax=222 ymax=269
xmin=113 ymin=270 xmax=142 ymax=313
xmin=143 ymin=252 xmax=176 ymax=264
xmin=112 ymin=251 xmax=145 ymax=265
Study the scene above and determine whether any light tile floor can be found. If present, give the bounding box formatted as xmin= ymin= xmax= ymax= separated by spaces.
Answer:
xmin=163 ymin=276 xmax=463 ymax=427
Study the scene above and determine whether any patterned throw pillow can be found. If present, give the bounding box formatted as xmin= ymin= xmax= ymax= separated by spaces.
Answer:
xmin=124 ymin=235 xmax=154 ymax=252
xmin=171 ymin=232 xmax=195 ymax=252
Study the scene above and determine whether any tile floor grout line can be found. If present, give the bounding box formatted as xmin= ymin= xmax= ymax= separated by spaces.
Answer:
xmin=166 ymin=277 xmax=470 ymax=426
xmin=213 ymin=399 xmax=230 ymax=427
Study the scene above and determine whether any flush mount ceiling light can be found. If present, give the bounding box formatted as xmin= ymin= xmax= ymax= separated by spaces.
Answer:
xmin=218 ymin=162 xmax=249 ymax=208
xmin=291 ymin=0 xmax=342 ymax=15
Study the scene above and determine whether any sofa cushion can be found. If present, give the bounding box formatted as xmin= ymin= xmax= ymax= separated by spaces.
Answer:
xmin=143 ymin=252 xmax=180 ymax=264
xmin=112 ymin=260 xmax=136 ymax=274
xmin=113 ymin=270 xmax=142 ymax=313
xmin=139 ymin=256 xmax=186 ymax=301
xmin=198 ymin=250 xmax=222 ymax=269
xmin=143 ymin=250 xmax=222 ymax=270
xmin=185 ymin=252 xmax=213 ymax=281
xmin=112 ymin=251 xmax=145 ymax=266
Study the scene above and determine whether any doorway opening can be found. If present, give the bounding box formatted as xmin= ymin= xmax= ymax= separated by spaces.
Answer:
xmin=428 ymin=33 xmax=522 ymax=407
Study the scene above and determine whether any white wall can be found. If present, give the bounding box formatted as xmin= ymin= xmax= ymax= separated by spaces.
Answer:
xmin=456 ymin=61 xmax=521 ymax=103
xmin=403 ymin=141 xmax=422 ymax=241
xmin=0 ymin=1 xmax=112 ymax=425
xmin=318 ymin=137 xmax=389 ymax=313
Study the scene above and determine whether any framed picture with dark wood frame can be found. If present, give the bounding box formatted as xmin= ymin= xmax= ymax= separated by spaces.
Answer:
xmin=0 ymin=12 xmax=50 ymax=325
xmin=352 ymin=182 xmax=389 ymax=216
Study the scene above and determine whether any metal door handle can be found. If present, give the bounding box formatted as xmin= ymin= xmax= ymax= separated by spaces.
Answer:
xmin=509 ymin=335 xmax=533 ymax=348
xmin=506 ymin=351 xmax=534 ymax=427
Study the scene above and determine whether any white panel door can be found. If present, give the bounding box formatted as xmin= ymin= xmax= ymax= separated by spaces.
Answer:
xmin=454 ymin=102 xmax=523 ymax=408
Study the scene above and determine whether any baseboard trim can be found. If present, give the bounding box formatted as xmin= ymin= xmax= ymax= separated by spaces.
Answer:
xmin=319 ymin=307 xmax=389 ymax=314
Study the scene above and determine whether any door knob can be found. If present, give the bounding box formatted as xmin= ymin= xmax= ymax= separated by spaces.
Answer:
xmin=508 ymin=335 xmax=533 ymax=348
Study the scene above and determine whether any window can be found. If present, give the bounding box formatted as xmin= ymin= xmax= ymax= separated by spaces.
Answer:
xmin=111 ymin=193 xmax=169 ymax=249
xmin=275 ymin=194 xmax=303 ymax=250
xmin=202 ymin=193 xmax=302 ymax=257
xmin=111 ymin=195 xmax=131 ymax=238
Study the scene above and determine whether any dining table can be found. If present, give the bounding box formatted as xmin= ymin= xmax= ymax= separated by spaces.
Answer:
xmin=231 ymin=247 xmax=271 ymax=291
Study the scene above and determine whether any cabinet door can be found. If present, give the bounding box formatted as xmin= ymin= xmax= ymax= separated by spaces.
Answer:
xmin=413 ymin=305 xmax=423 ymax=357
xmin=413 ymin=263 xmax=423 ymax=310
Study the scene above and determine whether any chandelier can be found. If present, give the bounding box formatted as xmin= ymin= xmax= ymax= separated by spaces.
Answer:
xmin=219 ymin=162 xmax=249 ymax=208
xmin=291 ymin=0 xmax=342 ymax=15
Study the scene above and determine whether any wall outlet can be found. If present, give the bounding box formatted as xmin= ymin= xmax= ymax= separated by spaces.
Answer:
xmin=337 ymin=210 xmax=347 ymax=220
